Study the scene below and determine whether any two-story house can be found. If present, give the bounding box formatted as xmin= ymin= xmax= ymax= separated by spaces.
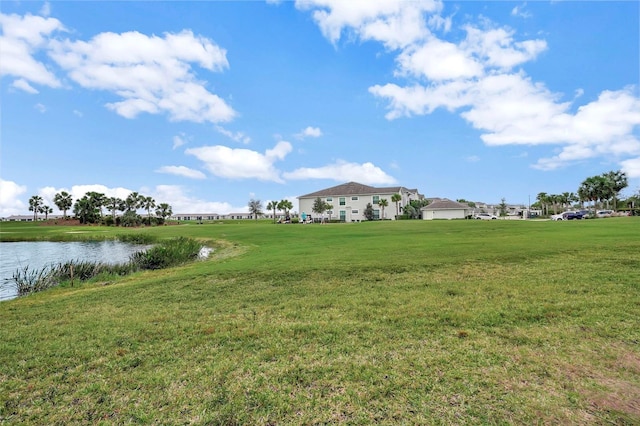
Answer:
xmin=298 ymin=182 xmax=423 ymax=221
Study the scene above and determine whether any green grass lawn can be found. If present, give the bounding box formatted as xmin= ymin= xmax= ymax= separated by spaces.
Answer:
xmin=1 ymin=218 xmax=639 ymax=424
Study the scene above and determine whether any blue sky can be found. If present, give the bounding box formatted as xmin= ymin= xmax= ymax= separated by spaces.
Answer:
xmin=1 ymin=0 xmax=639 ymax=216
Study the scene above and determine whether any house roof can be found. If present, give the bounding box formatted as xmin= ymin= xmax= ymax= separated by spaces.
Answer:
xmin=299 ymin=182 xmax=414 ymax=198
xmin=422 ymin=199 xmax=470 ymax=210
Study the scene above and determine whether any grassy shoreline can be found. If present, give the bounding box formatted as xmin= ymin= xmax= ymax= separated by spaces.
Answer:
xmin=1 ymin=219 xmax=639 ymax=423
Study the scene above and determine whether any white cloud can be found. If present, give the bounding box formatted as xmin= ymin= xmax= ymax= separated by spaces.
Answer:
xmin=295 ymin=126 xmax=323 ymax=139
xmin=295 ymin=0 xmax=441 ymax=49
xmin=38 ymin=185 xmax=134 ymax=213
xmin=186 ymin=141 xmax=292 ymax=182
xmin=283 ymin=160 xmax=397 ymax=185
xmin=152 ymin=185 xmax=245 ymax=214
xmin=396 ymin=37 xmax=482 ymax=81
xmin=11 ymin=78 xmax=38 ymax=93
xmin=511 ymin=3 xmax=532 ymax=19
xmin=173 ymin=133 xmax=188 ymax=149
xmin=0 ymin=179 xmax=27 ymax=216
xmin=215 ymin=125 xmax=251 ymax=144
xmin=461 ymin=25 xmax=546 ymax=70
xmin=620 ymin=157 xmax=640 ymax=178
xmin=0 ymin=12 xmax=64 ymax=88
xmin=48 ymin=29 xmax=236 ymax=123
xmin=297 ymin=2 xmax=640 ymax=173
xmin=34 ymin=103 xmax=46 ymax=113
xmin=156 ymin=165 xmax=206 ymax=179
xmin=465 ymin=155 xmax=480 ymax=163
xmin=40 ymin=2 xmax=52 ymax=17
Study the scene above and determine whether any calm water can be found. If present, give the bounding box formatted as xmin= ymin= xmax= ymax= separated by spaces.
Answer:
xmin=0 ymin=241 xmax=149 ymax=301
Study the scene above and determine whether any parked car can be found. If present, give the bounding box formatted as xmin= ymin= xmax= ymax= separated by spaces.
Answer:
xmin=475 ymin=213 xmax=497 ymax=220
xmin=551 ymin=211 xmax=583 ymax=221
xmin=596 ymin=210 xmax=613 ymax=218
xmin=577 ymin=210 xmax=591 ymax=218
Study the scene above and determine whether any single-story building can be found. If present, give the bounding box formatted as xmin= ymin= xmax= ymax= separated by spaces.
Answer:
xmin=171 ymin=212 xmax=258 ymax=221
xmin=298 ymin=181 xmax=423 ymax=221
xmin=421 ymin=199 xmax=471 ymax=220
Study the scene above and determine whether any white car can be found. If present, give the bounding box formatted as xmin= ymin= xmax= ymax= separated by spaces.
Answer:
xmin=475 ymin=213 xmax=497 ymax=220
xmin=596 ymin=210 xmax=613 ymax=218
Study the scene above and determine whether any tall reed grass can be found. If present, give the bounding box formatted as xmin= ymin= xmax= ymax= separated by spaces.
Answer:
xmin=2 ymin=237 xmax=205 ymax=297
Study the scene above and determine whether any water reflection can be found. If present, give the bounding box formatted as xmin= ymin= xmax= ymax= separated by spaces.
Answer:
xmin=0 ymin=241 xmax=149 ymax=301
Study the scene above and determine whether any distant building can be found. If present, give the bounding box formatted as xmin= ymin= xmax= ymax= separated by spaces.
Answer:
xmin=298 ymin=181 xmax=423 ymax=221
xmin=171 ymin=212 xmax=258 ymax=221
xmin=421 ymin=199 xmax=471 ymax=220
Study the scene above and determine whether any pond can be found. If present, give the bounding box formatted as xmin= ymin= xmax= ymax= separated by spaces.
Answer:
xmin=0 ymin=241 xmax=150 ymax=301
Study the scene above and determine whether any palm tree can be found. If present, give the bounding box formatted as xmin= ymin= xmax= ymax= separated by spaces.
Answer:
xmin=28 ymin=195 xmax=43 ymax=221
xmin=141 ymin=196 xmax=156 ymax=225
xmin=579 ymin=175 xmax=607 ymax=215
xmin=602 ymin=170 xmax=628 ymax=211
xmin=53 ymin=191 xmax=73 ymax=219
xmin=378 ymin=198 xmax=389 ymax=220
xmin=248 ymin=199 xmax=263 ymax=220
xmin=536 ymin=192 xmax=548 ymax=216
xmin=86 ymin=192 xmax=106 ymax=218
xmin=124 ymin=192 xmax=142 ymax=213
xmin=391 ymin=193 xmax=402 ymax=218
xmin=155 ymin=203 xmax=173 ymax=224
xmin=277 ymin=199 xmax=293 ymax=219
xmin=106 ymin=197 xmax=124 ymax=222
xmin=73 ymin=195 xmax=100 ymax=224
xmin=267 ymin=200 xmax=278 ymax=223
xmin=39 ymin=205 xmax=53 ymax=220
xmin=561 ymin=192 xmax=571 ymax=210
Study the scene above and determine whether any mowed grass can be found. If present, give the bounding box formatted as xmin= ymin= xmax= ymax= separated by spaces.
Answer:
xmin=1 ymin=218 xmax=639 ymax=424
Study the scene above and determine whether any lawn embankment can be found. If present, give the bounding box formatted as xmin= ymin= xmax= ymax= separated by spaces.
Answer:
xmin=1 ymin=218 xmax=639 ymax=424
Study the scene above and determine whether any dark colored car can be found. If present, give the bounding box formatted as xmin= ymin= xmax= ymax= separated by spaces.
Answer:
xmin=563 ymin=212 xmax=583 ymax=220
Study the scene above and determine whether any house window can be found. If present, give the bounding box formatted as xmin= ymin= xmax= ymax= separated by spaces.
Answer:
xmin=339 ymin=197 xmax=346 ymax=206
xmin=373 ymin=209 xmax=380 ymax=220
xmin=339 ymin=210 xmax=346 ymax=221
xmin=352 ymin=209 xmax=359 ymax=214
xmin=351 ymin=196 xmax=358 ymax=201
xmin=373 ymin=195 xmax=380 ymax=205
xmin=326 ymin=197 xmax=332 ymax=202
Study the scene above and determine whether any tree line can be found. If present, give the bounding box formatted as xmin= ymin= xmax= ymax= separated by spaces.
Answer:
xmin=28 ymin=191 xmax=173 ymax=226
xmin=534 ymin=170 xmax=636 ymax=216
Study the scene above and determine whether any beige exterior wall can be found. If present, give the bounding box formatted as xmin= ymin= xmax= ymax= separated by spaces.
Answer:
xmin=422 ymin=209 xmax=467 ymax=220
xmin=299 ymin=189 xmax=419 ymax=221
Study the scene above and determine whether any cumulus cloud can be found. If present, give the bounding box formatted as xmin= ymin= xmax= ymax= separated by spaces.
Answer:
xmin=38 ymin=184 xmax=134 ymax=213
xmin=156 ymin=165 xmax=206 ymax=179
xmin=1 ymin=11 xmax=237 ymax=124
xmin=283 ymin=160 xmax=397 ymax=185
xmin=47 ymin=30 xmax=235 ymax=123
xmin=0 ymin=12 xmax=64 ymax=88
xmin=620 ymin=157 xmax=640 ymax=178
xmin=299 ymin=1 xmax=639 ymax=172
xmin=295 ymin=126 xmax=323 ymax=139
xmin=295 ymin=0 xmax=441 ymax=49
xmin=153 ymin=184 xmax=244 ymax=214
xmin=0 ymin=179 xmax=27 ymax=216
xmin=186 ymin=141 xmax=292 ymax=182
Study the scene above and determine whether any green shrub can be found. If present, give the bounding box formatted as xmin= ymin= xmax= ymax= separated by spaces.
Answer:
xmin=130 ymin=237 xmax=202 ymax=270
